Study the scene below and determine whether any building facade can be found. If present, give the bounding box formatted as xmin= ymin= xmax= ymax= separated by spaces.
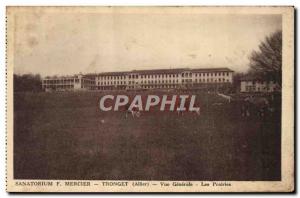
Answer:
xmin=42 ymin=74 xmax=95 ymax=92
xmin=42 ymin=67 xmax=234 ymax=91
xmin=95 ymin=68 xmax=234 ymax=91
xmin=240 ymin=76 xmax=279 ymax=93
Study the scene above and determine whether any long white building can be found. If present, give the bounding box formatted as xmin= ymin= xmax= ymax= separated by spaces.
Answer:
xmin=94 ymin=68 xmax=234 ymax=90
xmin=42 ymin=74 xmax=95 ymax=92
xmin=42 ymin=67 xmax=234 ymax=91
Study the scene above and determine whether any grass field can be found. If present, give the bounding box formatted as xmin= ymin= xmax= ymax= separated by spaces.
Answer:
xmin=13 ymin=91 xmax=281 ymax=180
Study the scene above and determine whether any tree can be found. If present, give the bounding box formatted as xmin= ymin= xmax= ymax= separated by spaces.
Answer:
xmin=249 ymin=30 xmax=282 ymax=86
xmin=14 ymin=74 xmax=42 ymax=92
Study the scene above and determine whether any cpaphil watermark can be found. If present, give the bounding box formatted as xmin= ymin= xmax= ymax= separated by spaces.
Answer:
xmin=99 ymin=95 xmax=200 ymax=113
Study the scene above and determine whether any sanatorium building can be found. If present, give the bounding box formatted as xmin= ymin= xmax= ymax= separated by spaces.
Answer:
xmin=42 ymin=67 xmax=234 ymax=92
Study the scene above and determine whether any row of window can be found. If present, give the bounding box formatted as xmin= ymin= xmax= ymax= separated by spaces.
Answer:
xmin=82 ymin=80 xmax=96 ymax=85
xmin=98 ymin=78 xmax=230 ymax=85
xmin=127 ymin=85 xmax=179 ymax=89
xmin=97 ymin=86 xmax=126 ymax=90
xmin=97 ymin=83 xmax=223 ymax=90
xmin=98 ymin=72 xmax=230 ymax=80
xmin=245 ymin=85 xmax=274 ymax=92
xmin=43 ymin=79 xmax=80 ymax=84
xmin=44 ymin=73 xmax=231 ymax=84
xmin=43 ymin=79 xmax=96 ymax=85
xmin=97 ymin=76 xmax=230 ymax=82
xmin=43 ymin=85 xmax=74 ymax=89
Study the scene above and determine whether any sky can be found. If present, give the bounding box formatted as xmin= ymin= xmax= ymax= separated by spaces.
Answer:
xmin=12 ymin=8 xmax=282 ymax=77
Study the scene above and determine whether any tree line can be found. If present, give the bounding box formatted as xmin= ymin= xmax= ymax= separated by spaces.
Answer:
xmin=233 ymin=30 xmax=282 ymax=89
xmin=14 ymin=74 xmax=42 ymax=92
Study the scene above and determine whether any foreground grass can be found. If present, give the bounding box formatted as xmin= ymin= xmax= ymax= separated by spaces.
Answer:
xmin=14 ymin=91 xmax=281 ymax=180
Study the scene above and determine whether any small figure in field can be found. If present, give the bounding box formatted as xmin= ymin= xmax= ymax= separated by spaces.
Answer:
xmin=242 ymin=97 xmax=251 ymax=117
xmin=257 ymin=98 xmax=269 ymax=118
xmin=125 ymin=103 xmax=141 ymax=118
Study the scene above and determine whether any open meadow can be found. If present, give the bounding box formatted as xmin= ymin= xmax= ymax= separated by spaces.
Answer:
xmin=13 ymin=90 xmax=281 ymax=181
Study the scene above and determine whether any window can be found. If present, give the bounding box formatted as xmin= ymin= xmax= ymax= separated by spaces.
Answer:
xmin=246 ymin=85 xmax=254 ymax=92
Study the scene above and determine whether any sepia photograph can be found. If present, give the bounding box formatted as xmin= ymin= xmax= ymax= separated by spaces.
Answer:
xmin=6 ymin=6 xmax=294 ymax=192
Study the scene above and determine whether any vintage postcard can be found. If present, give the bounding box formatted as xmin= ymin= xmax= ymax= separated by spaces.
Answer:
xmin=6 ymin=6 xmax=294 ymax=192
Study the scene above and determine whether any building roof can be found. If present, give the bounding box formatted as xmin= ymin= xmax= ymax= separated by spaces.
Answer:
xmin=43 ymin=73 xmax=93 ymax=80
xmin=43 ymin=67 xmax=234 ymax=79
xmin=95 ymin=67 xmax=234 ymax=76
xmin=191 ymin=67 xmax=234 ymax=72
xmin=240 ymin=75 xmax=265 ymax=81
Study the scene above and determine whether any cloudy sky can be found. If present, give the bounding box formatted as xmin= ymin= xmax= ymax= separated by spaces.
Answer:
xmin=13 ymin=8 xmax=282 ymax=77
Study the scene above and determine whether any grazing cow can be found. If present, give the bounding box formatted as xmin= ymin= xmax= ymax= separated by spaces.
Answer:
xmin=131 ymin=104 xmax=141 ymax=118
xmin=243 ymin=96 xmax=269 ymax=118
xmin=241 ymin=101 xmax=251 ymax=117
xmin=125 ymin=102 xmax=141 ymax=118
xmin=217 ymin=93 xmax=232 ymax=103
